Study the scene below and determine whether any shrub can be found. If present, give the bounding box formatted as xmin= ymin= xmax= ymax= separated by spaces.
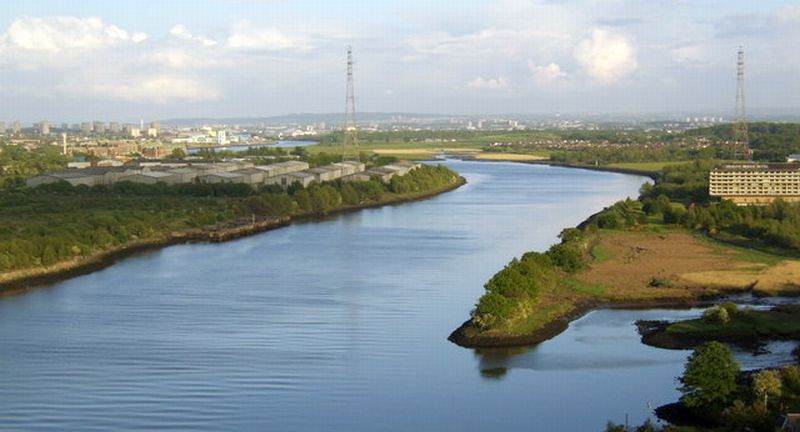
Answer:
xmin=648 ymin=276 xmax=673 ymax=288
xmin=702 ymin=306 xmax=731 ymax=325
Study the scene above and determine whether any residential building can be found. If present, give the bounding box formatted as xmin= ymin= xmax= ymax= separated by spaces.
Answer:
xmin=709 ymin=163 xmax=800 ymax=205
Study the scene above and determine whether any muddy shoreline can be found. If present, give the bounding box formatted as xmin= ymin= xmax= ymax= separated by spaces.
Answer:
xmin=448 ymin=294 xmax=746 ymax=349
xmin=0 ymin=177 xmax=466 ymax=295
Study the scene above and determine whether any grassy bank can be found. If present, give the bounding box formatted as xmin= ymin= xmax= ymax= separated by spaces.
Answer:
xmin=449 ymin=224 xmax=797 ymax=348
xmin=639 ymin=303 xmax=800 ymax=351
xmin=450 ymin=160 xmax=800 ymax=348
xmin=1 ymin=165 xmax=465 ymax=293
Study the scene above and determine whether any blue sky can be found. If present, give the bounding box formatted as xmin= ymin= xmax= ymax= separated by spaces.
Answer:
xmin=0 ymin=0 xmax=798 ymax=123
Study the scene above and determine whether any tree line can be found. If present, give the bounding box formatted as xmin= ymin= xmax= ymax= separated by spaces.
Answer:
xmin=0 ymin=164 xmax=460 ymax=274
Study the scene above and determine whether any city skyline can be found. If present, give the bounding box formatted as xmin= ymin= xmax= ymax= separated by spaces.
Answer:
xmin=0 ymin=0 xmax=798 ymax=122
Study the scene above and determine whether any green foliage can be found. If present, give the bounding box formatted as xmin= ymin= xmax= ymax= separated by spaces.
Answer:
xmin=687 ymin=122 xmax=800 ymax=161
xmin=753 ymin=370 xmax=782 ymax=409
xmin=702 ymin=306 xmax=731 ymax=325
xmin=638 ymin=159 xmax=800 ymax=253
xmin=551 ymin=144 xmax=704 ymax=166
xmin=680 ymin=341 xmax=741 ymax=413
xmin=641 ymin=160 xmax=718 ymax=205
xmin=546 ymin=242 xmax=585 ymax=273
xmin=593 ymin=198 xmax=645 ymax=229
xmin=724 ymin=399 xmax=773 ymax=432
xmin=0 ymin=144 xmax=68 ymax=188
xmin=605 ymin=419 xmax=661 ymax=432
xmin=472 ymin=226 xmax=590 ymax=329
xmin=0 ymin=164 xmax=459 ymax=274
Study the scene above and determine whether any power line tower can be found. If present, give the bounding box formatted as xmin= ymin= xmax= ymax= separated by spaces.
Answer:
xmin=343 ymin=46 xmax=359 ymax=161
xmin=732 ymin=46 xmax=751 ymax=160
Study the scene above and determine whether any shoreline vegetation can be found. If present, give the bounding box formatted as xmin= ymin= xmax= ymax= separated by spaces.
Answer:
xmin=450 ymin=160 xmax=800 ymax=349
xmin=0 ymin=165 xmax=465 ymax=295
xmin=639 ymin=303 xmax=800 ymax=351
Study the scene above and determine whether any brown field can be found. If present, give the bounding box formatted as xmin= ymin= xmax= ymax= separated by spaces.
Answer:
xmin=453 ymin=228 xmax=800 ymax=346
xmin=682 ymin=261 xmax=800 ymax=295
xmin=573 ymin=230 xmax=800 ymax=300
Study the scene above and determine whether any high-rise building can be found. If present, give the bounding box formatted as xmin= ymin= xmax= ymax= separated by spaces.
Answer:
xmin=80 ymin=122 xmax=92 ymax=134
xmin=11 ymin=121 xmax=21 ymax=134
xmin=93 ymin=121 xmax=106 ymax=134
xmin=124 ymin=124 xmax=141 ymax=138
xmin=40 ymin=121 xmax=50 ymax=135
xmin=150 ymin=122 xmax=161 ymax=133
xmin=109 ymin=122 xmax=121 ymax=133
xmin=0 ymin=122 xmax=6 ymax=134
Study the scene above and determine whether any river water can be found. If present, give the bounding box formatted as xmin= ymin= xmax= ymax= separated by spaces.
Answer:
xmin=0 ymin=160 xmax=787 ymax=431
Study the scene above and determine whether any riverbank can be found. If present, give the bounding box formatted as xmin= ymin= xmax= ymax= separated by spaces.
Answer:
xmin=639 ymin=304 xmax=800 ymax=351
xmin=456 ymin=152 xmax=666 ymax=180
xmin=0 ymin=175 xmax=466 ymax=295
xmin=518 ymin=159 xmax=663 ymax=181
xmin=449 ymin=227 xmax=800 ymax=348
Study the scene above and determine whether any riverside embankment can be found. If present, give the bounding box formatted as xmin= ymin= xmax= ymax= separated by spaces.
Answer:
xmin=0 ymin=174 xmax=465 ymax=295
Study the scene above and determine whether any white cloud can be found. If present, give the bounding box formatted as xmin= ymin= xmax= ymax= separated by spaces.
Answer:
xmin=0 ymin=16 xmax=146 ymax=54
xmin=467 ymin=76 xmax=508 ymax=90
xmin=574 ymin=29 xmax=637 ymax=84
xmin=149 ymin=48 xmax=221 ymax=68
xmin=91 ymin=76 xmax=220 ymax=104
xmin=169 ymin=24 xmax=217 ymax=47
xmin=528 ymin=61 xmax=568 ymax=84
xmin=226 ymin=20 xmax=304 ymax=50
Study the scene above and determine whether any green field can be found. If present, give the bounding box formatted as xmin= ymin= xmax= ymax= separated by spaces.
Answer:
xmin=606 ymin=161 xmax=693 ymax=173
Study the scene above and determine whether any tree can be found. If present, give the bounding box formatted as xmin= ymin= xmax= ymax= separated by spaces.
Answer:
xmin=753 ymin=370 xmax=781 ymax=410
xmin=169 ymin=148 xmax=186 ymax=158
xmin=680 ymin=341 xmax=740 ymax=413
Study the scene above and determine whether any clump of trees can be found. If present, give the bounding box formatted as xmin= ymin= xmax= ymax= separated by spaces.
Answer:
xmin=674 ymin=341 xmax=800 ymax=431
xmin=471 ymin=228 xmax=590 ymax=329
xmin=594 ymin=160 xmax=800 ymax=253
xmin=0 ymin=144 xmax=68 ymax=188
xmin=551 ymin=144 xmax=712 ymax=166
xmin=0 ymin=164 xmax=460 ymax=274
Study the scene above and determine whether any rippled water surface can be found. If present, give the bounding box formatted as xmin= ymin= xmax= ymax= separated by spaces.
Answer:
xmin=1 ymin=160 xmax=761 ymax=431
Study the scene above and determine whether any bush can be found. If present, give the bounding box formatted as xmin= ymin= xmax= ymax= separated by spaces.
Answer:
xmin=648 ymin=276 xmax=673 ymax=288
xmin=546 ymin=243 xmax=585 ymax=273
xmin=702 ymin=306 xmax=731 ymax=325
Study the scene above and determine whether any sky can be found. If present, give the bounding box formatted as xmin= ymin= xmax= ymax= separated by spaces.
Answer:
xmin=0 ymin=0 xmax=798 ymax=123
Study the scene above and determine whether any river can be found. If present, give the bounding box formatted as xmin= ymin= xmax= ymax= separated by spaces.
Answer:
xmin=0 ymin=160 xmax=783 ymax=431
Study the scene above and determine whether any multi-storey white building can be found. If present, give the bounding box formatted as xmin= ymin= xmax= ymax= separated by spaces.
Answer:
xmin=709 ymin=163 xmax=800 ymax=205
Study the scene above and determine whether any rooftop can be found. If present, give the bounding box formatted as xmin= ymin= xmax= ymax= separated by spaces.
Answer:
xmin=715 ymin=163 xmax=800 ymax=172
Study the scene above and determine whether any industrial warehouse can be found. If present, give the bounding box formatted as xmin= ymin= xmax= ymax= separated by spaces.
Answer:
xmin=26 ymin=159 xmax=421 ymax=189
xmin=709 ymin=163 xmax=800 ymax=205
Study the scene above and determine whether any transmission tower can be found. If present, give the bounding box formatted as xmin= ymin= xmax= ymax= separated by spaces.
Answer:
xmin=343 ymin=46 xmax=359 ymax=161
xmin=732 ymin=46 xmax=751 ymax=160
